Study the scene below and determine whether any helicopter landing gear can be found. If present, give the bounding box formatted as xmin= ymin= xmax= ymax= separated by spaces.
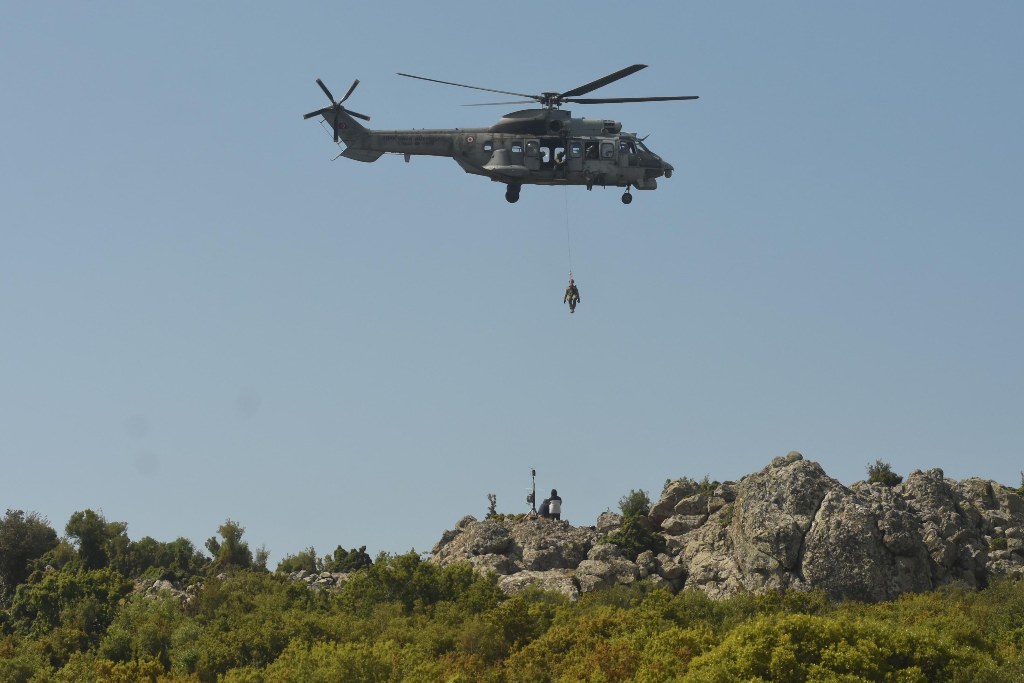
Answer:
xmin=621 ymin=189 xmax=633 ymax=205
xmin=505 ymin=183 xmax=521 ymax=203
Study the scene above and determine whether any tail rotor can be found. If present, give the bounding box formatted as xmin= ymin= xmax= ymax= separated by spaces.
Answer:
xmin=304 ymin=78 xmax=371 ymax=142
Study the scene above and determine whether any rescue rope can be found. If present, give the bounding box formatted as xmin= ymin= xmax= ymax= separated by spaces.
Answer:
xmin=564 ymin=187 xmax=573 ymax=278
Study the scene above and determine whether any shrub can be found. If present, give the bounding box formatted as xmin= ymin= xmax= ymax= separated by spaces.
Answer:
xmin=866 ymin=460 xmax=903 ymax=487
xmin=277 ymin=547 xmax=319 ymax=574
xmin=619 ymin=490 xmax=652 ymax=519
xmin=322 ymin=545 xmax=372 ymax=573
xmin=604 ymin=518 xmax=666 ymax=562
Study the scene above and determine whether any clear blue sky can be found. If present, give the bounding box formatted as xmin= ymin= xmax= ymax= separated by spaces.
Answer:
xmin=2 ymin=2 xmax=1022 ymax=564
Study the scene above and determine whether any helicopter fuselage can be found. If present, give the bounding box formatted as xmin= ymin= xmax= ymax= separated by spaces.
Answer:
xmin=306 ymin=66 xmax=696 ymax=204
xmin=322 ymin=107 xmax=674 ymax=203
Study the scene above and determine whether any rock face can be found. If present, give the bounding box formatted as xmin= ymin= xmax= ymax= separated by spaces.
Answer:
xmin=132 ymin=578 xmax=200 ymax=605
xmin=430 ymin=453 xmax=1024 ymax=602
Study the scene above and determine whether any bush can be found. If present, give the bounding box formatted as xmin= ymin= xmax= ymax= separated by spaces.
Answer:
xmin=277 ymin=547 xmax=319 ymax=574
xmin=604 ymin=517 xmax=666 ymax=562
xmin=618 ymin=490 xmax=652 ymax=519
xmin=322 ymin=545 xmax=372 ymax=573
xmin=866 ymin=460 xmax=903 ymax=487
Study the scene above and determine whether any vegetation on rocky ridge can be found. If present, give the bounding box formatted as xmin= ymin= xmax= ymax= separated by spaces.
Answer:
xmin=3 ymin=505 xmax=1024 ymax=681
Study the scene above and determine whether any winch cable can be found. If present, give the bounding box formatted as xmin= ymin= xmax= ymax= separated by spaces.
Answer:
xmin=564 ymin=187 xmax=574 ymax=282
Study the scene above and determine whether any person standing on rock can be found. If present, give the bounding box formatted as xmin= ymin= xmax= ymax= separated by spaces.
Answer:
xmin=539 ymin=489 xmax=562 ymax=521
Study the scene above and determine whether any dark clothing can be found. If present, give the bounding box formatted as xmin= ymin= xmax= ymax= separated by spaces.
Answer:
xmin=564 ymin=284 xmax=580 ymax=313
xmin=539 ymin=495 xmax=562 ymax=521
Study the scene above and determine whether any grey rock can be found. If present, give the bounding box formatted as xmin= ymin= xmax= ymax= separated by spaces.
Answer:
xmin=650 ymin=479 xmax=702 ymax=524
xmin=588 ymin=543 xmax=623 ymax=562
xmin=427 ymin=455 xmax=1024 ymax=603
xmin=730 ymin=456 xmax=837 ymax=592
xmin=575 ymin=558 xmax=640 ymax=588
xmin=655 ymin=553 xmax=687 ymax=581
xmin=674 ymin=494 xmax=710 ymax=516
xmin=636 ymin=550 xmax=657 ymax=575
xmin=596 ymin=511 xmax=623 ymax=534
xmin=661 ymin=514 xmax=707 ymax=535
xmin=498 ymin=570 xmax=580 ymax=601
xmin=468 ymin=554 xmax=519 ymax=576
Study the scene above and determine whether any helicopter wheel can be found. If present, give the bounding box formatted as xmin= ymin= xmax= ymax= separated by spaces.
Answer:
xmin=505 ymin=184 xmax=521 ymax=203
xmin=621 ymin=191 xmax=633 ymax=205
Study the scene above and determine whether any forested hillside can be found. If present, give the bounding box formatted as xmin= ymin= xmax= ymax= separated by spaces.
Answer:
xmin=3 ymin=507 xmax=1024 ymax=682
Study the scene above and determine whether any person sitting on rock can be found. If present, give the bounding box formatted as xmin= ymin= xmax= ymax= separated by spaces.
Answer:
xmin=539 ymin=489 xmax=562 ymax=521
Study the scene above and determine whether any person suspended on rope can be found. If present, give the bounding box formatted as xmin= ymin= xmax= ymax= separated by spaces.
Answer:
xmin=564 ymin=278 xmax=580 ymax=314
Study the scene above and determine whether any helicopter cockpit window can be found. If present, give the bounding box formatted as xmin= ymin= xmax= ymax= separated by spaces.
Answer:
xmin=619 ymin=139 xmax=636 ymax=154
xmin=601 ymin=142 xmax=615 ymax=159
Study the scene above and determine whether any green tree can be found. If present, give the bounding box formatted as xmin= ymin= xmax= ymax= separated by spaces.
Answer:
xmin=205 ymin=520 xmax=253 ymax=574
xmin=277 ymin=546 xmax=319 ymax=574
xmin=127 ymin=536 xmax=209 ymax=581
xmin=605 ymin=489 xmax=666 ymax=561
xmin=65 ymin=509 xmax=130 ymax=571
xmin=0 ymin=509 xmax=59 ymax=604
xmin=619 ymin=489 xmax=652 ymax=518
xmin=9 ymin=567 xmax=132 ymax=664
xmin=322 ymin=545 xmax=372 ymax=573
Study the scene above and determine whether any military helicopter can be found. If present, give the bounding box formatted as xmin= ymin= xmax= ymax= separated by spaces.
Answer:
xmin=303 ymin=65 xmax=697 ymax=204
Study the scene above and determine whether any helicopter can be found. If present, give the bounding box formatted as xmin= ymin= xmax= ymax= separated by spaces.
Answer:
xmin=303 ymin=65 xmax=697 ymax=204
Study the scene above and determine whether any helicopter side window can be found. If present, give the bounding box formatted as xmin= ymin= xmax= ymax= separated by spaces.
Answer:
xmin=525 ymin=140 xmax=539 ymax=157
xmin=483 ymin=141 xmax=493 ymax=152
xmin=511 ymin=140 xmax=524 ymax=154
xmin=585 ymin=142 xmax=599 ymax=159
xmin=569 ymin=142 xmax=583 ymax=158
xmin=601 ymin=142 xmax=615 ymax=159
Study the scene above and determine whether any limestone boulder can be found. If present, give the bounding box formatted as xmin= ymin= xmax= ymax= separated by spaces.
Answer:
xmin=730 ymin=453 xmax=839 ymax=592
xmin=498 ymin=570 xmax=579 ymax=601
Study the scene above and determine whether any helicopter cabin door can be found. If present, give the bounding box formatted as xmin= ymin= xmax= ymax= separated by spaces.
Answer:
xmin=510 ymin=139 xmax=525 ymax=166
xmin=524 ymin=139 xmax=541 ymax=171
xmin=567 ymin=139 xmax=584 ymax=173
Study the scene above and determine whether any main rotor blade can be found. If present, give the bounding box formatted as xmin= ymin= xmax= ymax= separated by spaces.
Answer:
xmin=397 ymin=72 xmax=536 ymax=100
xmin=567 ymin=95 xmax=700 ymax=104
xmin=461 ymin=100 xmax=537 ymax=107
xmin=344 ymin=108 xmax=371 ymax=121
xmin=559 ymin=64 xmax=647 ymax=99
xmin=340 ymin=79 xmax=359 ymax=104
xmin=303 ymin=107 xmax=331 ymax=119
xmin=316 ymin=78 xmax=336 ymax=104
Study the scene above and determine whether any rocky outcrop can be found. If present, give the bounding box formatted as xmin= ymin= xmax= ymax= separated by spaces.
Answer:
xmin=132 ymin=578 xmax=199 ymax=605
xmin=430 ymin=453 xmax=1024 ymax=602
xmin=284 ymin=570 xmax=352 ymax=591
